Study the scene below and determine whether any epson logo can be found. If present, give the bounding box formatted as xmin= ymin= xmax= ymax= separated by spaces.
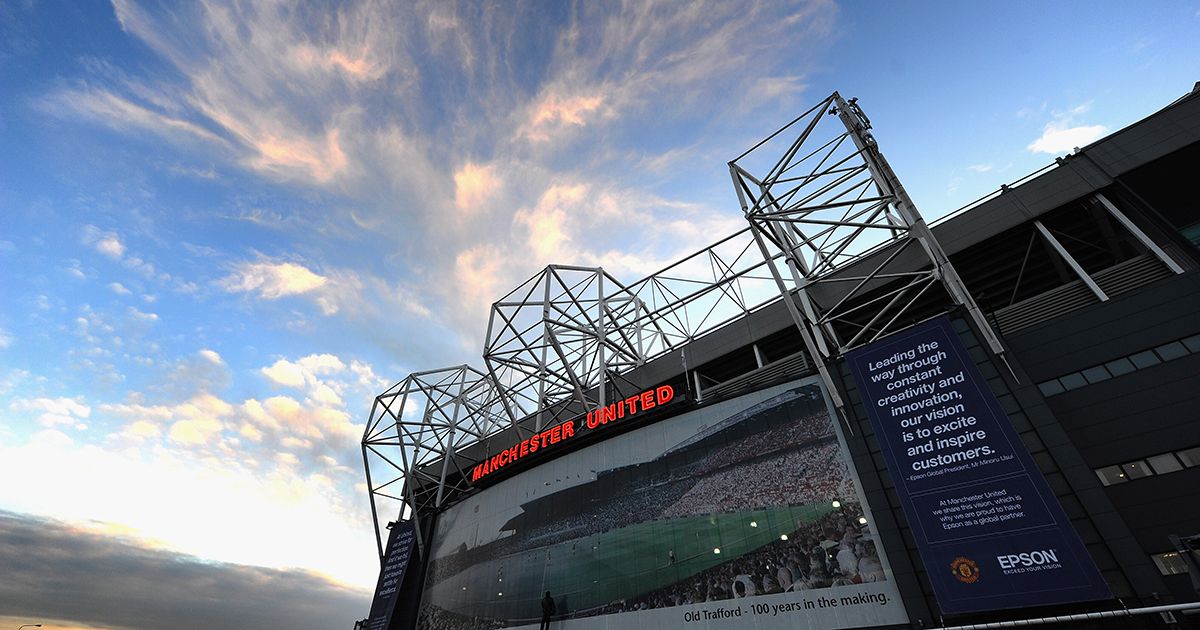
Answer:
xmin=997 ymin=549 xmax=1058 ymax=569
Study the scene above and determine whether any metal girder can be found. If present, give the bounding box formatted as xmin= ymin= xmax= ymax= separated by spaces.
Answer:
xmin=361 ymin=365 xmax=505 ymax=557
xmin=482 ymin=266 xmax=655 ymax=432
xmin=729 ymin=92 xmax=1007 ymax=413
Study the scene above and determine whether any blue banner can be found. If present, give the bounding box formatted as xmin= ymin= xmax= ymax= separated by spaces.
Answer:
xmin=846 ymin=316 xmax=1109 ymax=614
xmin=366 ymin=520 xmax=417 ymax=630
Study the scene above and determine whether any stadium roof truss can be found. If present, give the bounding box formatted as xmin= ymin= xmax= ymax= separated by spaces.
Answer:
xmin=361 ymin=365 xmax=506 ymax=557
xmin=362 ymin=233 xmax=787 ymax=554
xmin=728 ymin=91 xmax=1007 ymax=409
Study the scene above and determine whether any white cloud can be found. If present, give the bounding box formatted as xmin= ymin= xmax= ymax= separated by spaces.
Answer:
xmin=128 ymin=306 xmax=159 ymax=323
xmin=967 ymin=163 xmax=994 ymax=173
xmin=262 ymin=359 xmax=306 ymax=388
xmin=1028 ymin=122 xmax=1108 ymax=155
xmin=10 ymin=397 xmax=92 ymax=430
xmin=108 ymin=282 xmax=132 ymax=295
xmin=1027 ymin=102 xmax=1108 ymax=155
xmin=198 ymin=349 xmax=223 ymax=365
xmin=0 ymin=327 xmax=11 ymax=349
xmin=220 ymin=261 xmax=328 ymax=299
xmin=82 ymin=225 xmax=127 ymax=259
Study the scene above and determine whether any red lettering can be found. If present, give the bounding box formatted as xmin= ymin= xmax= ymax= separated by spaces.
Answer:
xmin=601 ymin=404 xmax=617 ymax=423
xmin=508 ymin=444 xmax=519 ymax=462
xmin=540 ymin=431 xmax=551 ymax=448
xmin=529 ymin=436 xmax=539 ymax=453
xmin=641 ymin=390 xmax=655 ymax=410
xmin=550 ymin=425 xmax=562 ymax=444
xmin=561 ymin=421 xmax=575 ymax=439
xmin=520 ymin=439 xmax=529 ymax=457
xmin=657 ymin=385 xmax=674 ymax=405
xmin=625 ymin=395 xmax=640 ymax=414
xmin=585 ymin=410 xmax=598 ymax=430
xmin=497 ymin=450 xmax=509 ymax=466
xmin=472 ymin=464 xmax=484 ymax=482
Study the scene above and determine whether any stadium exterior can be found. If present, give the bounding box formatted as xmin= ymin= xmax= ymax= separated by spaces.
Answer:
xmin=362 ymin=85 xmax=1200 ymax=630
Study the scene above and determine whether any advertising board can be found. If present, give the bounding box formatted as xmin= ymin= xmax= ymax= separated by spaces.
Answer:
xmin=846 ymin=316 xmax=1110 ymax=614
xmin=367 ymin=519 xmax=418 ymax=630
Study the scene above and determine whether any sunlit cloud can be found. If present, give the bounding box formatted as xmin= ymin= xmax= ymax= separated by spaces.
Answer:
xmin=523 ymin=91 xmax=607 ymax=141
xmin=453 ymin=162 xmax=501 ymax=213
xmin=220 ymin=261 xmax=329 ymax=299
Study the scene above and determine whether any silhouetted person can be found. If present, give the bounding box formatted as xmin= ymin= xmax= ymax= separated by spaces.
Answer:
xmin=540 ymin=591 xmax=556 ymax=630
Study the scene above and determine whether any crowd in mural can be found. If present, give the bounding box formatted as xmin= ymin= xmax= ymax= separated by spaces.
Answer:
xmin=609 ymin=505 xmax=885 ymax=613
xmin=659 ymin=441 xmax=852 ymax=519
xmin=425 ymin=411 xmax=837 ymax=586
xmin=418 ymin=392 xmax=881 ymax=629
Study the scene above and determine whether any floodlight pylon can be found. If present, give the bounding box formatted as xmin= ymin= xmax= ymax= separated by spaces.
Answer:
xmin=729 ymin=92 xmax=1006 ymax=412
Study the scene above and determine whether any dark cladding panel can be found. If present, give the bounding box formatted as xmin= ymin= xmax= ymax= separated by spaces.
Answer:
xmin=1006 ymin=272 xmax=1200 ymax=381
xmin=1089 ymin=95 xmax=1200 ymax=176
xmin=1044 ymin=354 xmax=1200 ymax=465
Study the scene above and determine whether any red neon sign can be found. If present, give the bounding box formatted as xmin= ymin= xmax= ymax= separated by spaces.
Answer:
xmin=470 ymin=385 xmax=675 ymax=483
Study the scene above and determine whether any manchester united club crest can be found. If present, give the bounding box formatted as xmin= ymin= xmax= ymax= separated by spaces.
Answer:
xmin=950 ymin=556 xmax=980 ymax=584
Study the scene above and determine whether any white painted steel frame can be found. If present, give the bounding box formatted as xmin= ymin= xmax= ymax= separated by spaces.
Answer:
xmin=728 ymin=92 xmax=1007 ymax=413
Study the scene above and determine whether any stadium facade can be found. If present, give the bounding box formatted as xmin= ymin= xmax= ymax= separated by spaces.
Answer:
xmin=361 ymin=85 xmax=1200 ymax=630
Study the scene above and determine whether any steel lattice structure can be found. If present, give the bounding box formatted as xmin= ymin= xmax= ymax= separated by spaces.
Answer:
xmin=728 ymin=92 xmax=1005 ymax=410
xmin=482 ymin=265 xmax=660 ymax=432
xmin=362 ymin=233 xmax=787 ymax=554
xmin=361 ymin=365 xmax=505 ymax=557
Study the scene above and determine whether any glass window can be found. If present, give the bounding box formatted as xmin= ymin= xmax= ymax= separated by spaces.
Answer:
xmin=1095 ymin=465 xmax=1128 ymax=486
xmin=1178 ymin=447 xmax=1200 ymax=468
xmin=1059 ymin=372 xmax=1088 ymax=391
xmin=1151 ymin=551 xmax=1190 ymax=576
xmin=1038 ymin=380 xmax=1065 ymax=397
xmin=1129 ymin=350 xmax=1161 ymax=369
xmin=1148 ymin=453 xmax=1184 ymax=474
xmin=1182 ymin=333 xmax=1200 ymax=353
xmin=1104 ymin=357 xmax=1136 ymax=377
xmin=1081 ymin=366 xmax=1111 ymax=384
xmin=1121 ymin=460 xmax=1154 ymax=479
xmin=1154 ymin=341 xmax=1189 ymax=361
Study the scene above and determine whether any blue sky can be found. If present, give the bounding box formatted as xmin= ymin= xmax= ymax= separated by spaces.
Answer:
xmin=1 ymin=1 xmax=1198 ymax=628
